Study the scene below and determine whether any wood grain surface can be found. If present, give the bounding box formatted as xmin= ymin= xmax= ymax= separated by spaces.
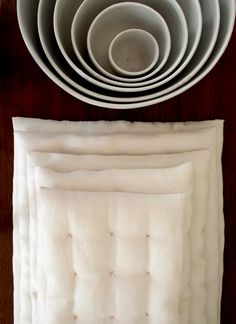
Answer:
xmin=0 ymin=1 xmax=235 ymax=323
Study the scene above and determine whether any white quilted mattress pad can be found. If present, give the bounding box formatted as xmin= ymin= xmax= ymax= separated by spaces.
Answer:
xmin=12 ymin=118 xmax=224 ymax=324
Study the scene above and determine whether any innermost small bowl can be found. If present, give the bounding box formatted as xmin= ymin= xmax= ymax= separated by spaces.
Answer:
xmin=108 ymin=29 xmax=159 ymax=77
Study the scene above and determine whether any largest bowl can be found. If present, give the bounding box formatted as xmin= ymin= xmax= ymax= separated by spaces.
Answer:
xmin=17 ymin=0 xmax=235 ymax=109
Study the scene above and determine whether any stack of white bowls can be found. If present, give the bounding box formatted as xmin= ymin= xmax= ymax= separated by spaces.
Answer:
xmin=17 ymin=0 xmax=235 ymax=109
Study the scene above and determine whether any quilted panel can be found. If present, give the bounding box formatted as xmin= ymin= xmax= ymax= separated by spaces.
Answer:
xmin=27 ymin=151 xmax=210 ymax=323
xmin=37 ymin=188 xmax=186 ymax=324
xmin=34 ymin=164 xmax=193 ymax=324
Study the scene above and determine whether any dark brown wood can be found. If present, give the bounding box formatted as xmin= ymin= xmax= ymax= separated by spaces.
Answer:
xmin=0 ymin=1 xmax=235 ymax=323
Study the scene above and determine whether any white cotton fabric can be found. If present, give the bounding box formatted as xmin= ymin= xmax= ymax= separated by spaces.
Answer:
xmin=12 ymin=118 xmax=224 ymax=324
xmin=27 ymin=150 xmax=209 ymax=324
xmin=34 ymin=164 xmax=193 ymax=324
xmin=37 ymin=187 xmax=187 ymax=324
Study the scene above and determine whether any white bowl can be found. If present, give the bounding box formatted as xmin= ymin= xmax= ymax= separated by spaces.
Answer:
xmin=108 ymin=29 xmax=159 ymax=77
xmin=55 ymin=0 xmax=187 ymax=89
xmin=40 ymin=0 xmax=201 ymax=94
xmin=17 ymin=0 xmax=235 ymax=108
xmin=42 ymin=0 xmax=219 ymax=101
xmin=39 ymin=0 xmax=201 ymax=94
xmin=78 ymin=2 xmax=170 ymax=81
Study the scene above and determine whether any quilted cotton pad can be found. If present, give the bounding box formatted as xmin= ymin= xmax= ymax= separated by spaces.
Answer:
xmin=28 ymin=151 xmax=209 ymax=324
xmin=34 ymin=163 xmax=193 ymax=324
xmin=37 ymin=188 xmax=187 ymax=324
xmin=12 ymin=118 xmax=223 ymax=324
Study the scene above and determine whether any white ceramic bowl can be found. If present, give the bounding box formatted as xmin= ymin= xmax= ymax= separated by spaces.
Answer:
xmin=46 ymin=0 xmax=220 ymax=101
xmin=108 ymin=29 xmax=159 ymax=77
xmin=17 ymin=0 xmax=235 ymax=108
xmin=39 ymin=0 xmax=201 ymax=94
xmin=55 ymin=0 xmax=187 ymax=89
xmin=78 ymin=2 xmax=170 ymax=81
xmin=40 ymin=0 xmax=202 ymax=94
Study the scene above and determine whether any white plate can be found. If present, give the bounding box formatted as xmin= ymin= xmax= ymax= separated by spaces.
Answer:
xmin=17 ymin=0 xmax=235 ymax=108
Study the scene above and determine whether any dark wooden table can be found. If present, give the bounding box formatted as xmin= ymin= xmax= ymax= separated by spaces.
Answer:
xmin=0 ymin=1 xmax=235 ymax=323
